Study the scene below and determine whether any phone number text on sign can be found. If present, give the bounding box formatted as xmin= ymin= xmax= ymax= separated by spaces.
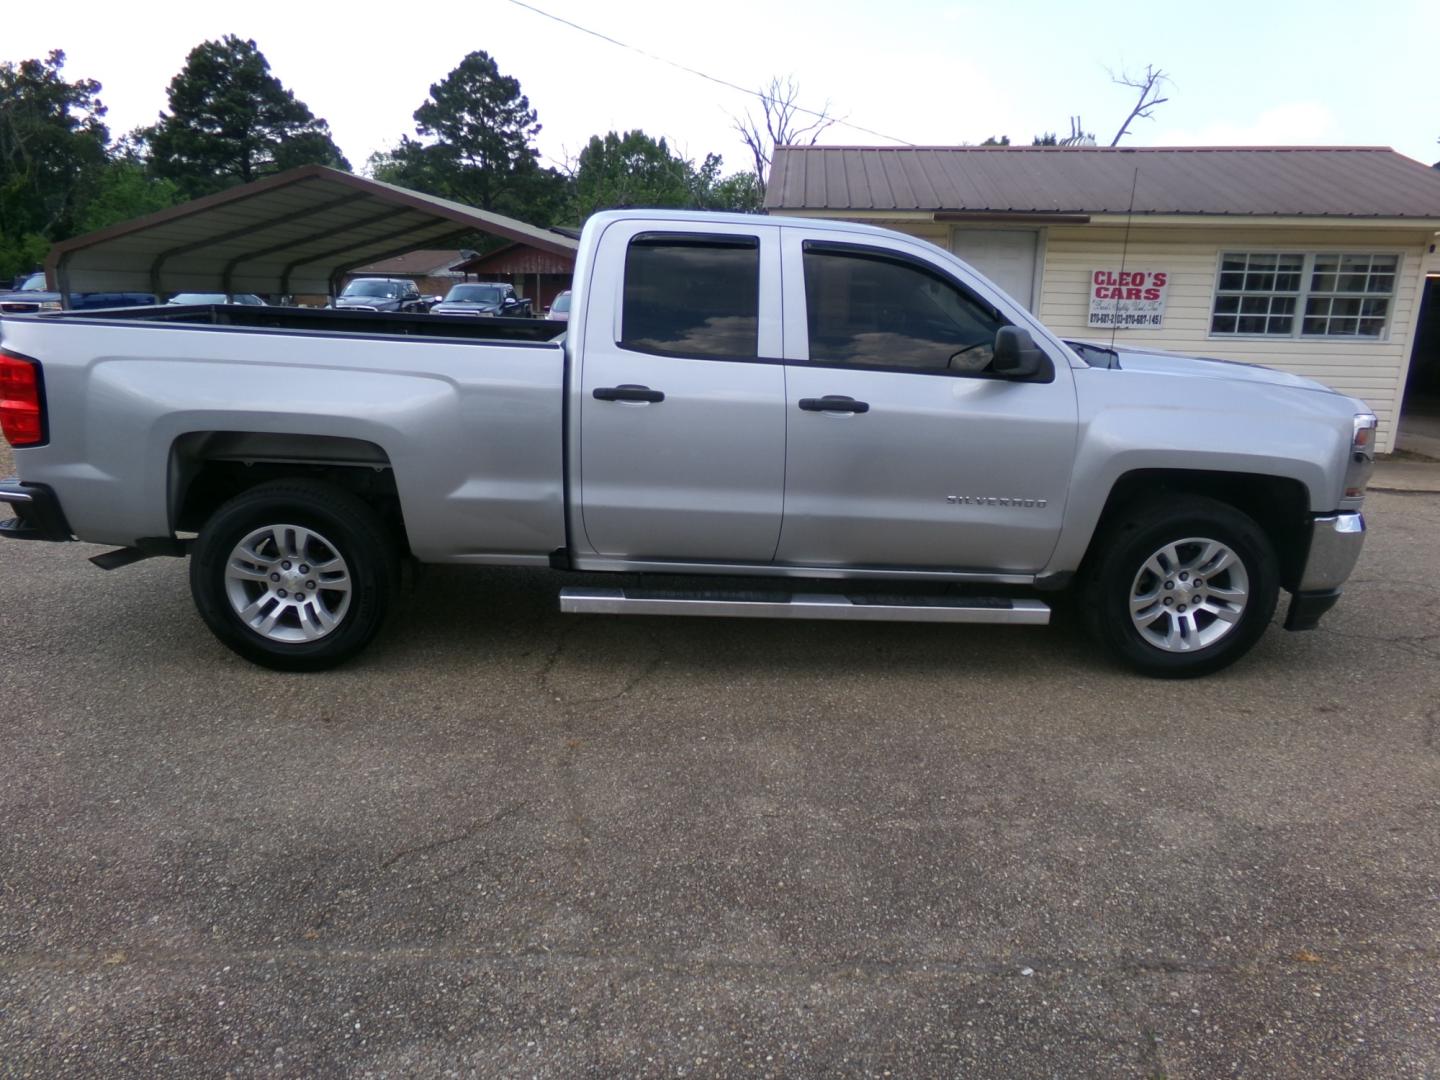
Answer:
xmin=1088 ymin=269 xmax=1168 ymax=329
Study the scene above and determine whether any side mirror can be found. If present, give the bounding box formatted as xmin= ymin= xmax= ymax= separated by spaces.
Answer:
xmin=992 ymin=326 xmax=1053 ymax=381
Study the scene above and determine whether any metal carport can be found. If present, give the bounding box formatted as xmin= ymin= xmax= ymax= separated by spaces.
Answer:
xmin=43 ymin=165 xmax=578 ymax=302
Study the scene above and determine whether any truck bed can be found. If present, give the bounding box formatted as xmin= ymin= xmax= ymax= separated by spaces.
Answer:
xmin=0 ymin=305 xmax=568 ymax=560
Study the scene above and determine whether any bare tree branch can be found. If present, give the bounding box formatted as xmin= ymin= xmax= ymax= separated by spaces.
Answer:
xmin=1108 ymin=64 xmax=1171 ymax=147
xmin=732 ymin=76 xmax=840 ymax=187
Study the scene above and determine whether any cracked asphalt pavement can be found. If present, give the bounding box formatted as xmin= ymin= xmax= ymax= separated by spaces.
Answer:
xmin=2 ymin=444 xmax=1438 ymax=1076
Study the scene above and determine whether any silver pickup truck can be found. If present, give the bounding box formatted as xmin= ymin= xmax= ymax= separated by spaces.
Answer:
xmin=0 ymin=210 xmax=1375 ymax=677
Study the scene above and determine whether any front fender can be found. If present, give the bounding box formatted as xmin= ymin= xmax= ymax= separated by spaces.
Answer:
xmin=1046 ymin=370 xmax=1353 ymax=574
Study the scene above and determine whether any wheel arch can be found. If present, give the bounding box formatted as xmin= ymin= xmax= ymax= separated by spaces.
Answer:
xmin=168 ymin=431 xmax=410 ymax=553
xmin=1080 ymin=469 xmax=1312 ymax=591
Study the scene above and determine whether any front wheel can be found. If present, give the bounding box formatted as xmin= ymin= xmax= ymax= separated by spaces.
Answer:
xmin=190 ymin=480 xmax=398 ymax=670
xmin=1082 ymin=496 xmax=1279 ymax=678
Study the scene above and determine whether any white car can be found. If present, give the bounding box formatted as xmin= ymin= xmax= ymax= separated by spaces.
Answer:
xmin=167 ymin=293 xmax=266 ymax=306
xmin=545 ymin=290 xmax=571 ymax=322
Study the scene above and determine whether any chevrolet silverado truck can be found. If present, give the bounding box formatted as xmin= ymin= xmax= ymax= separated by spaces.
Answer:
xmin=0 ymin=211 xmax=1375 ymax=677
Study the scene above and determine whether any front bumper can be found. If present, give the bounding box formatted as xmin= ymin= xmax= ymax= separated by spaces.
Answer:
xmin=1298 ymin=512 xmax=1365 ymax=591
xmin=0 ymin=479 xmax=73 ymax=542
xmin=1285 ymin=511 xmax=1365 ymax=631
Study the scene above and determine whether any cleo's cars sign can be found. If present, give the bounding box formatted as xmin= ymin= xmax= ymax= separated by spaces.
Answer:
xmin=1088 ymin=269 xmax=1168 ymax=329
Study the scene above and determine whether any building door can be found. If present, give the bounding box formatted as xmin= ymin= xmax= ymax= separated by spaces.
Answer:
xmin=1400 ymin=276 xmax=1440 ymax=450
xmin=950 ymin=229 xmax=1039 ymax=310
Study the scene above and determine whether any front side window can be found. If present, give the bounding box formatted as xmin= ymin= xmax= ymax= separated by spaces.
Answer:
xmin=1211 ymin=252 xmax=1397 ymax=338
xmin=802 ymin=245 xmax=1005 ymax=373
xmin=621 ymin=234 xmax=759 ymax=359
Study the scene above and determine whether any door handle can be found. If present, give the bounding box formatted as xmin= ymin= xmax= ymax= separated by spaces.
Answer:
xmin=594 ymin=384 xmax=665 ymax=403
xmin=798 ymin=395 xmax=870 ymax=414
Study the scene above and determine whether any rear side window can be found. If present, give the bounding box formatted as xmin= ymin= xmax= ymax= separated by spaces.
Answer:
xmin=803 ymin=244 xmax=1005 ymax=373
xmin=621 ymin=234 xmax=759 ymax=359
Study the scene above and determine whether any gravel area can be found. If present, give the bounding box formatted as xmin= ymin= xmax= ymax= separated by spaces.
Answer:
xmin=1 ymin=463 xmax=1437 ymax=1077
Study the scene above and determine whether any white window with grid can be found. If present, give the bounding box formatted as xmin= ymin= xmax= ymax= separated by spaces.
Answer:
xmin=1209 ymin=251 xmax=1399 ymax=339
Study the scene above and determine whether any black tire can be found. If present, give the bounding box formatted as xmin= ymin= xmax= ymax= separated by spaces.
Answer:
xmin=1082 ymin=495 xmax=1279 ymax=678
xmin=189 ymin=480 xmax=398 ymax=671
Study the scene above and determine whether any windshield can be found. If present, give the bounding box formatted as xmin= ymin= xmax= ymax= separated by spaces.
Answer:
xmin=19 ymin=273 xmax=47 ymax=291
xmin=342 ymin=280 xmax=401 ymax=298
xmin=551 ymin=292 xmax=571 ymax=312
xmin=445 ymin=285 xmax=504 ymax=303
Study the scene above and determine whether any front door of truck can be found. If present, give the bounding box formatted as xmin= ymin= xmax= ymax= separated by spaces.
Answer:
xmin=776 ymin=235 xmax=1077 ymax=573
xmin=576 ymin=221 xmax=786 ymax=562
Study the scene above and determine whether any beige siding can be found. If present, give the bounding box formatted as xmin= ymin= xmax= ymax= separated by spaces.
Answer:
xmin=1037 ymin=225 xmax=1431 ymax=453
xmin=880 ymin=220 xmax=1433 ymax=453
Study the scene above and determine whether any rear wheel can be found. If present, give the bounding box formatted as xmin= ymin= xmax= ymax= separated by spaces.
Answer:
xmin=1083 ymin=496 xmax=1279 ymax=678
xmin=190 ymin=480 xmax=397 ymax=670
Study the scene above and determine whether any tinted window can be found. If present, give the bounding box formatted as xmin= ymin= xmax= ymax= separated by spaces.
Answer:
xmin=622 ymin=234 xmax=759 ymax=359
xmin=803 ymin=245 xmax=1004 ymax=373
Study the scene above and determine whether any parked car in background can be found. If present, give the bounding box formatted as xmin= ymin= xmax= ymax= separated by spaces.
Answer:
xmin=0 ymin=272 xmax=155 ymax=314
xmin=430 ymin=282 xmax=532 ymax=318
xmin=167 ymin=293 xmax=266 ymax=306
xmin=333 ymin=278 xmax=430 ymax=313
xmin=546 ymin=290 xmax=572 ymax=322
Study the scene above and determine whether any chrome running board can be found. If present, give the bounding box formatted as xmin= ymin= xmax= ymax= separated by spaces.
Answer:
xmin=559 ymin=588 xmax=1050 ymax=625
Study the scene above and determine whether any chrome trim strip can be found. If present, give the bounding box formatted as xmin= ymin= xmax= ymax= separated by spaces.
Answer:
xmin=560 ymin=588 xmax=1051 ymax=625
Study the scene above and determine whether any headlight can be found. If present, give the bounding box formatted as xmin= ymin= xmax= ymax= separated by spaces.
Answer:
xmin=38 ymin=300 xmax=62 ymax=311
xmin=1344 ymin=413 xmax=1377 ymax=500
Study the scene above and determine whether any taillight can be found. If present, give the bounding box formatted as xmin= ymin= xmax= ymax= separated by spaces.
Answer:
xmin=0 ymin=348 xmax=46 ymax=447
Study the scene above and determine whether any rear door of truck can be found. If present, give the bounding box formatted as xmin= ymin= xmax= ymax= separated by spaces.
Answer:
xmin=574 ymin=220 xmax=786 ymax=562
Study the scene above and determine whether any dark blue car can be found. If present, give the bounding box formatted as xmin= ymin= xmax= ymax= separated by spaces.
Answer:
xmin=0 ymin=272 xmax=156 ymax=314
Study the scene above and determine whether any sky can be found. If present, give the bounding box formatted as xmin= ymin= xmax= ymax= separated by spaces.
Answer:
xmin=7 ymin=0 xmax=1439 ymax=178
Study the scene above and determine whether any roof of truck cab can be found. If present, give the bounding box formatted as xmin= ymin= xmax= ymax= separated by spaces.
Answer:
xmin=586 ymin=208 xmax=919 ymax=237
xmin=44 ymin=165 xmax=578 ymax=298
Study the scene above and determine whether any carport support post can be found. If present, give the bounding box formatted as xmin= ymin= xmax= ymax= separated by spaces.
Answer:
xmin=55 ymin=254 xmax=74 ymax=310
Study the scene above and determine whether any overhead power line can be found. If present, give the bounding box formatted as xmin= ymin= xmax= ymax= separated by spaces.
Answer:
xmin=504 ymin=0 xmax=915 ymax=146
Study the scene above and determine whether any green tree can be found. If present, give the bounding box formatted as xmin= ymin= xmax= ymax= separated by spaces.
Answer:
xmin=0 ymin=50 xmax=110 ymax=280
xmin=144 ymin=35 xmax=349 ymax=199
xmin=79 ymin=158 xmax=182 ymax=233
xmin=407 ymin=50 xmax=543 ymax=215
xmin=570 ymin=130 xmax=693 ymax=218
xmin=703 ymin=170 xmax=764 ymax=213
xmin=980 ymin=135 xmax=1011 ymax=146
xmin=568 ymin=134 xmax=763 ymax=221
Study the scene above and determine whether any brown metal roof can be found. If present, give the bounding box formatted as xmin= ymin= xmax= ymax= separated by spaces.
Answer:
xmin=764 ymin=146 xmax=1440 ymax=219
xmin=45 ymin=165 xmax=578 ymax=296
xmin=453 ymin=243 xmax=576 ymax=277
xmin=351 ymin=249 xmax=470 ymax=277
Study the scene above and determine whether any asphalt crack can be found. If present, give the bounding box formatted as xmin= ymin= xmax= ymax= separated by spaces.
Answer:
xmin=378 ymin=802 xmax=526 ymax=871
